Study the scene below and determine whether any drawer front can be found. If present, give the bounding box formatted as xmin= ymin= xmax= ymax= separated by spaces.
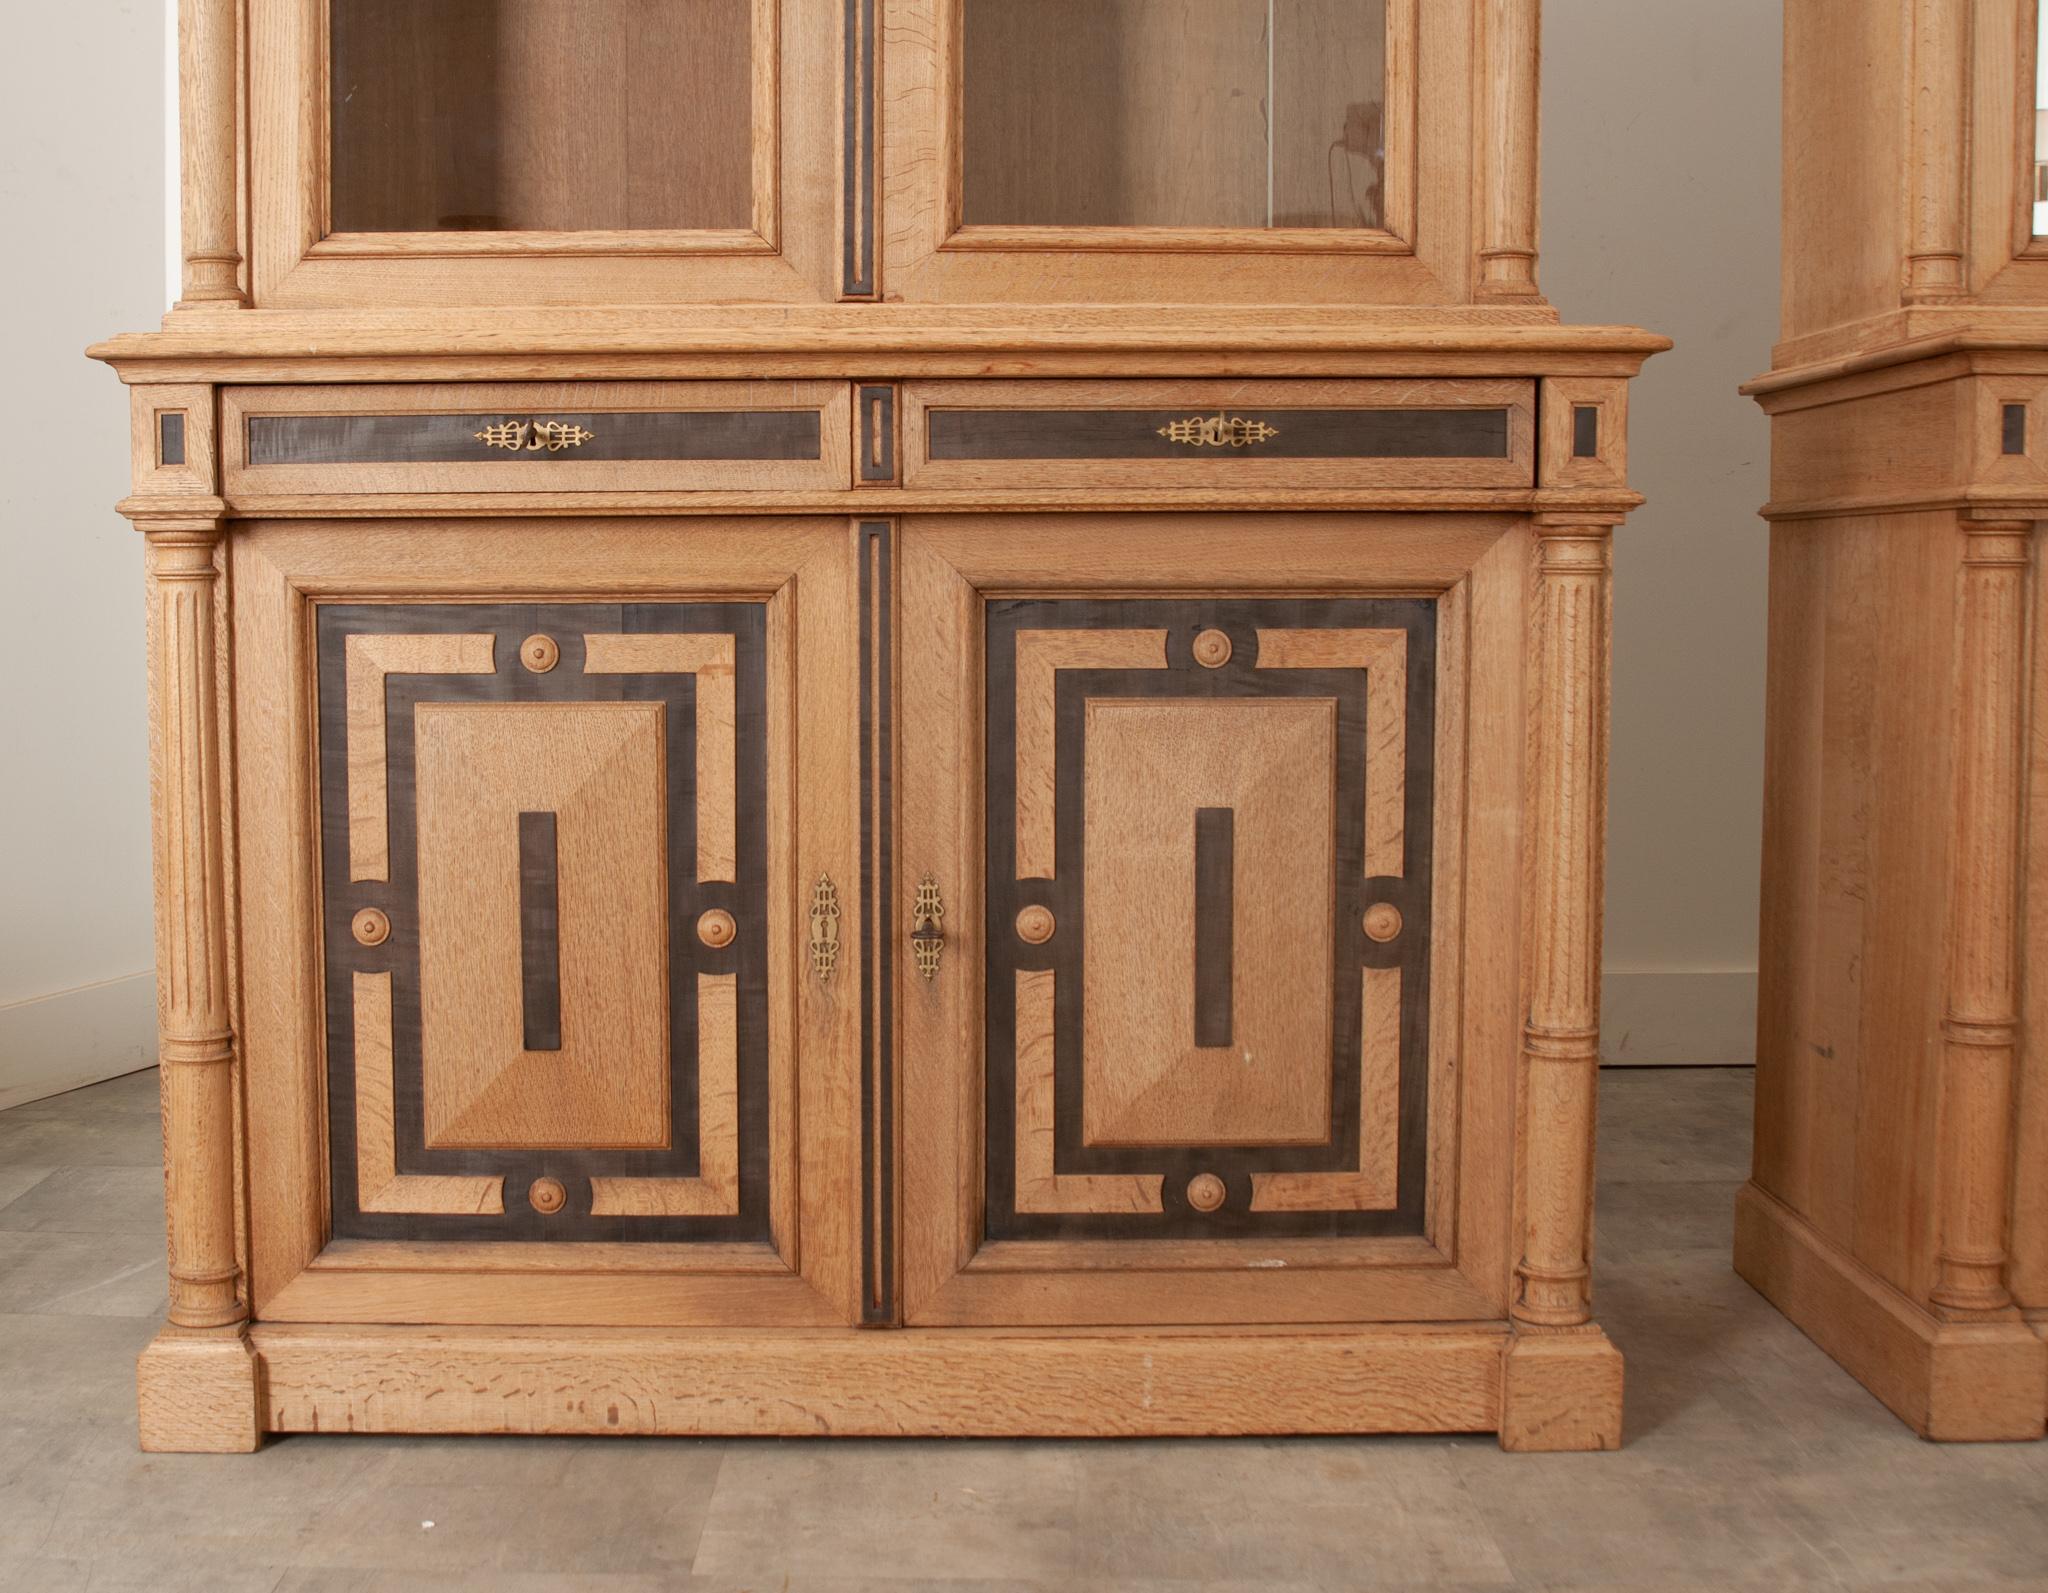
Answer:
xmin=224 ymin=382 xmax=853 ymax=494
xmin=903 ymin=380 xmax=1535 ymax=490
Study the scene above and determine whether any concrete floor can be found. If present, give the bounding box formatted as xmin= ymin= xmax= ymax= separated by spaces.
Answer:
xmin=0 ymin=1067 xmax=2042 ymax=1591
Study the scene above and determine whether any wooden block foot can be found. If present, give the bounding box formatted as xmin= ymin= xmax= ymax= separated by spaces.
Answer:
xmin=1735 ymin=1182 xmax=2047 ymax=1442
xmin=1498 ymin=1326 xmax=1624 ymax=1451
xmin=137 ymin=1324 xmax=263 ymax=1453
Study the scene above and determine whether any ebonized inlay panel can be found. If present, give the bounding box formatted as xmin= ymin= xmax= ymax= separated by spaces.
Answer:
xmin=316 ymin=602 xmax=771 ymax=1244
xmin=928 ymin=407 xmax=1510 ymax=461
xmin=250 ymin=410 xmax=823 ymax=466
xmin=984 ymin=597 xmax=1437 ymax=1242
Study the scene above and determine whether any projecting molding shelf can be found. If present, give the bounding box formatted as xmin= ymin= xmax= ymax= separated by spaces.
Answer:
xmin=91 ymin=309 xmax=1670 ymax=385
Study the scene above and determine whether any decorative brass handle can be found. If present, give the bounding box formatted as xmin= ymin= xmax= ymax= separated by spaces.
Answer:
xmin=809 ymin=875 xmax=842 ymax=983
xmin=911 ymin=876 xmax=945 ymax=981
xmin=475 ymin=419 xmax=597 ymax=454
xmin=1158 ymin=412 xmax=1280 ymax=449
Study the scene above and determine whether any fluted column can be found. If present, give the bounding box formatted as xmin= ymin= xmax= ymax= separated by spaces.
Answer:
xmin=1476 ymin=0 xmax=1542 ymax=301
xmin=1930 ymin=519 xmax=2030 ymax=1315
xmin=176 ymin=0 xmax=245 ymax=306
xmin=1513 ymin=520 xmax=1612 ymax=1327
xmin=1904 ymin=0 xmax=1968 ymax=303
xmin=145 ymin=520 xmax=244 ymax=1329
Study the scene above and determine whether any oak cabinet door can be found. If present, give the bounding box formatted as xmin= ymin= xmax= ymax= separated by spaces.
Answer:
xmin=879 ymin=0 xmax=1490 ymax=304
xmin=899 ymin=515 xmax=1524 ymax=1328
xmin=233 ymin=520 xmax=864 ymax=1327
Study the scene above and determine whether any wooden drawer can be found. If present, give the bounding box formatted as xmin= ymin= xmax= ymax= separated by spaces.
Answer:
xmin=223 ymin=382 xmax=853 ymax=495
xmin=901 ymin=380 xmax=1535 ymax=490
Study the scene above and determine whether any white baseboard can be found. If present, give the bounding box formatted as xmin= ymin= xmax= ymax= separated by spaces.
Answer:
xmin=0 ymin=973 xmax=158 ymax=1110
xmin=1601 ymin=968 xmax=1756 ymax=1066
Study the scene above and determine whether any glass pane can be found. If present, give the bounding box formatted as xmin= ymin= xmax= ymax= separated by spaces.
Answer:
xmin=2035 ymin=10 xmax=2048 ymax=235
xmin=961 ymin=0 xmax=1388 ymax=230
xmin=329 ymin=0 xmax=754 ymax=235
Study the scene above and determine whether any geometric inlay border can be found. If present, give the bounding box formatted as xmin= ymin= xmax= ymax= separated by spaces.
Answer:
xmin=984 ymin=597 xmax=1436 ymax=1242
xmin=315 ymin=601 xmax=770 ymax=1243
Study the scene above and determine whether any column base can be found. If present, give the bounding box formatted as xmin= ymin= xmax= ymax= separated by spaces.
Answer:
xmin=137 ymin=1322 xmax=262 ymax=1453
xmin=1734 ymin=1182 xmax=2047 ymax=1442
xmin=1499 ymin=1326 xmax=1624 ymax=1451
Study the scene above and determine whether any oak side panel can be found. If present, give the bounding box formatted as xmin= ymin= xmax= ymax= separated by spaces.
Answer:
xmin=1751 ymin=512 xmax=1960 ymax=1304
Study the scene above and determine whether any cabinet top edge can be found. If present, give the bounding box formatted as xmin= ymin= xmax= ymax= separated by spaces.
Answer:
xmin=1750 ymin=311 xmax=2048 ymax=401
xmin=90 ymin=308 xmax=1671 ymax=382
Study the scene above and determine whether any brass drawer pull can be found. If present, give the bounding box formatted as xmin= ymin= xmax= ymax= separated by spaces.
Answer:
xmin=1157 ymin=412 xmax=1280 ymax=449
xmin=474 ymin=418 xmax=597 ymax=454
xmin=911 ymin=876 xmax=945 ymax=981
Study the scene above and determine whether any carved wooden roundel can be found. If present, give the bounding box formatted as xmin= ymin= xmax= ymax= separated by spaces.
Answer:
xmin=351 ymin=907 xmax=392 ymax=947
xmin=697 ymin=908 xmax=737 ymax=949
xmin=1191 ymin=628 xmax=1233 ymax=668
xmin=529 ymin=1176 xmax=567 ymax=1214
xmin=1363 ymin=903 xmax=1403 ymax=943
xmin=1015 ymin=904 xmax=1056 ymax=944
xmin=1186 ymin=1172 xmax=1227 ymax=1213
xmin=520 ymin=633 xmax=561 ymax=673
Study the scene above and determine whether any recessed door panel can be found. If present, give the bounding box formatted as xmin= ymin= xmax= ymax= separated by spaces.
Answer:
xmin=984 ymin=598 xmax=1434 ymax=1243
xmin=315 ymin=602 xmax=769 ymax=1243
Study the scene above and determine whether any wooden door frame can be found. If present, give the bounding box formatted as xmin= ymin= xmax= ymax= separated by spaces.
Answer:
xmin=878 ymin=0 xmax=1539 ymax=306
xmin=246 ymin=0 xmax=841 ymax=307
xmin=229 ymin=516 xmax=865 ymax=1327
xmin=896 ymin=511 xmax=1530 ymax=1327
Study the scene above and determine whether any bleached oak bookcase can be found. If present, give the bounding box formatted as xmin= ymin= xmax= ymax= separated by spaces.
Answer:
xmin=1739 ymin=0 xmax=2048 ymax=1441
xmin=94 ymin=0 xmax=1662 ymax=1451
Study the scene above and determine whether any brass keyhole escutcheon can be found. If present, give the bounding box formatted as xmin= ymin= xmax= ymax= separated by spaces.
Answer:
xmin=809 ymin=875 xmax=842 ymax=982
xmin=1363 ymin=903 xmax=1403 ymax=943
xmin=912 ymin=877 xmax=946 ymax=981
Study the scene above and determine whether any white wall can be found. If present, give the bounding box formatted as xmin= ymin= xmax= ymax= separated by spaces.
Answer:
xmin=0 ymin=1 xmax=1779 ymax=1109
xmin=1544 ymin=0 xmax=1780 ymax=1063
xmin=0 ymin=1 xmax=167 ymax=1105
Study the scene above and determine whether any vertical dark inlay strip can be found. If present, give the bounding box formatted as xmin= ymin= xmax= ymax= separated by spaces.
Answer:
xmin=517 ymin=812 xmax=562 ymax=1053
xmin=158 ymin=412 xmax=186 ymax=467
xmin=841 ymin=0 xmax=877 ymax=295
xmin=859 ymin=522 xmax=895 ymax=1322
xmin=858 ymin=385 xmax=898 ymax=482
xmin=1193 ymin=808 xmax=1235 ymax=1048
xmin=1572 ymin=405 xmax=1600 ymax=459
xmin=2004 ymin=403 xmax=2028 ymax=456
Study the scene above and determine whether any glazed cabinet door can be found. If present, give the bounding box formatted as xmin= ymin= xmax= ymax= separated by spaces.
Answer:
xmin=897 ymin=514 xmax=1529 ymax=1327
xmin=877 ymin=0 xmax=1510 ymax=304
xmin=232 ymin=519 xmax=865 ymax=1327
xmin=247 ymin=0 xmax=841 ymax=306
